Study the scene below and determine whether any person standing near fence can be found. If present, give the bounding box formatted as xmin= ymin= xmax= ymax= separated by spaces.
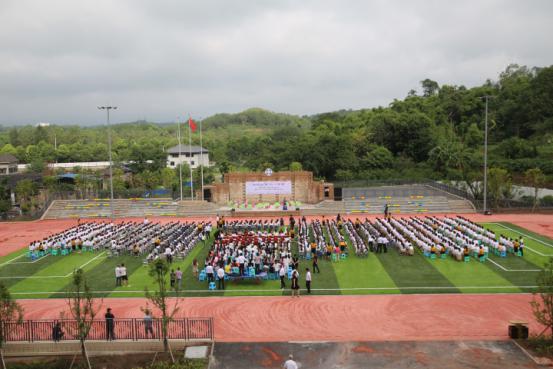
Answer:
xmin=144 ymin=309 xmax=154 ymax=338
xmin=105 ymin=308 xmax=116 ymax=341
xmin=52 ymin=321 xmax=64 ymax=342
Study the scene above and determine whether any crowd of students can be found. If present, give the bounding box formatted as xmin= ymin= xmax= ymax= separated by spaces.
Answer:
xmin=27 ymin=219 xmax=205 ymax=263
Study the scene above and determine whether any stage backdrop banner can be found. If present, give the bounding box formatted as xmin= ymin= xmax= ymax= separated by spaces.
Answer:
xmin=246 ymin=181 xmax=292 ymax=195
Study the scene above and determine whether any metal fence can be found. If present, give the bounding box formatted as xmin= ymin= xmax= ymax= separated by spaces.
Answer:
xmin=1 ymin=318 xmax=214 ymax=343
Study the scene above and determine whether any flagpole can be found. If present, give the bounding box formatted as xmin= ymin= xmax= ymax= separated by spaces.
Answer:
xmin=199 ymin=118 xmax=204 ymax=201
xmin=188 ymin=117 xmax=194 ymax=200
xmin=177 ymin=118 xmax=183 ymax=201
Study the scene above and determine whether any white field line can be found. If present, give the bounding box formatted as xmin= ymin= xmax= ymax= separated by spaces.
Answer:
xmin=0 ymin=251 xmax=106 ymax=279
xmin=9 ymin=254 xmax=50 ymax=264
xmin=9 ymin=285 xmax=538 ymax=295
xmin=0 ymin=253 xmax=26 ymax=267
xmin=486 ymin=257 xmax=541 ymax=272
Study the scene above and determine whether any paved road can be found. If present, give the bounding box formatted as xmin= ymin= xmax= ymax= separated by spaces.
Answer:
xmin=210 ymin=341 xmax=540 ymax=369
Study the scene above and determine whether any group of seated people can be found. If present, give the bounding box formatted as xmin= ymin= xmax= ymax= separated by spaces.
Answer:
xmin=26 ymin=220 xmax=205 ymax=264
xmin=143 ymin=221 xmax=206 ymax=263
xmin=27 ymin=222 xmax=120 ymax=255
xmin=202 ymin=220 xmax=296 ymax=280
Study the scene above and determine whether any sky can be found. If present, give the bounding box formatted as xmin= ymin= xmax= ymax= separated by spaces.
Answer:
xmin=1 ymin=0 xmax=552 ymax=126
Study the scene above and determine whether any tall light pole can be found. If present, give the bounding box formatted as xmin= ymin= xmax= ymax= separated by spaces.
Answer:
xmin=98 ymin=106 xmax=117 ymax=220
xmin=177 ymin=117 xmax=183 ymax=201
xmin=480 ymin=96 xmax=494 ymax=214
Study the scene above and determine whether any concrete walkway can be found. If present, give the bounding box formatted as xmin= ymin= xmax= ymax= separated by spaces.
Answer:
xmin=210 ymin=341 xmax=541 ymax=369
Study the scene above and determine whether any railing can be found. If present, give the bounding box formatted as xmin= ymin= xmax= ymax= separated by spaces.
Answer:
xmin=2 ymin=318 xmax=214 ymax=343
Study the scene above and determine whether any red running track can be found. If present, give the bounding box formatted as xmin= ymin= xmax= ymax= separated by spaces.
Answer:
xmin=3 ymin=213 xmax=553 ymax=342
xmin=17 ymin=294 xmax=543 ymax=342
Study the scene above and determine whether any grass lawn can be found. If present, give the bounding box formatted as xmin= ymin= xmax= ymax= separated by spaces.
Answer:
xmin=1 ymin=221 xmax=551 ymax=298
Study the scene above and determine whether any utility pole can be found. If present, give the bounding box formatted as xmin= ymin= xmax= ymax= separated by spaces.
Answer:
xmin=97 ymin=106 xmax=117 ymax=220
xmin=480 ymin=95 xmax=494 ymax=214
xmin=177 ymin=118 xmax=183 ymax=201
xmin=199 ymin=117 xmax=204 ymax=201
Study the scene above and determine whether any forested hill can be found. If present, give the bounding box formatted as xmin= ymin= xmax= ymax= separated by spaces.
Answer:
xmin=0 ymin=64 xmax=552 ymax=189
xmin=201 ymin=107 xmax=308 ymax=129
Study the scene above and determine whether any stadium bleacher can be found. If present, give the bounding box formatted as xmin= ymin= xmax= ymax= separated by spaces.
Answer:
xmin=42 ymin=198 xmax=219 ymax=219
xmin=342 ymin=185 xmax=474 ymax=214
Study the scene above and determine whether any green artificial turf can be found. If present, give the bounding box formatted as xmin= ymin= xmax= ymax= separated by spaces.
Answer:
xmin=1 ymin=221 xmax=551 ymax=298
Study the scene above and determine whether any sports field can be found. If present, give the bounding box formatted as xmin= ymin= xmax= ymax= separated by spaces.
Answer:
xmin=1 ymin=216 xmax=552 ymax=299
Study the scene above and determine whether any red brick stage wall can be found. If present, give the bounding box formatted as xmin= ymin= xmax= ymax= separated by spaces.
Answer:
xmin=209 ymin=171 xmax=333 ymax=204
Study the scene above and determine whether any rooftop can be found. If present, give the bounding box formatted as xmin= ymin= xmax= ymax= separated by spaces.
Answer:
xmin=167 ymin=145 xmax=208 ymax=154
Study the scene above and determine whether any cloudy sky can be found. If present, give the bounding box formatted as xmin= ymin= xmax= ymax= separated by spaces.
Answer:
xmin=1 ymin=0 xmax=552 ymax=125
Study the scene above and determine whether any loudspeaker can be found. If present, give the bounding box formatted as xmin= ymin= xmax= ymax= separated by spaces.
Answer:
xmin=509 ymin=324 xmax=529 ymax=339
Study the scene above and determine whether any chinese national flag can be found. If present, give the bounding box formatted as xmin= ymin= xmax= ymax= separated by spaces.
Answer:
xmin=188 ymin=117 xmax=197 ymax=133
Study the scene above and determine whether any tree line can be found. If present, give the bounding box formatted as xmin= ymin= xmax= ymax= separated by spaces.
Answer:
xmin=0 ymin=63 xmax=552 ymax=207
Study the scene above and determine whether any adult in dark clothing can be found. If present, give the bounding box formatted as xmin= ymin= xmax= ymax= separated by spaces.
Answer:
xmin=292 ymin=255 xmax=299 ymax=270
xmin=52 ymin=322 xmax=64 ymax=342
xmin=105 ymin=308 xmax=115 ymax=341
xmin=312 ymin=254 xmax=320 ymax=273
xmin=291 ymin=270 xmax=300 ymax=297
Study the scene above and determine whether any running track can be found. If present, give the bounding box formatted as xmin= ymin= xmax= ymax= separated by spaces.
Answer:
xmin=2 ymin=213 xmax=553 ymax=341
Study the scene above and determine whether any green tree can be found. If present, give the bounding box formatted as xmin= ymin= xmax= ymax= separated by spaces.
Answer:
xmin=487 ymin=168 xmax=512 ymax=209
xmin=525 ymin=168 xmax=546 ymax=212
xmin=0 ymin=144 xmax=17 ymax=155
xmin=0 ymin=282 xmax=24 ymax=369
xmin=421 ymin=78 xmax=440 ymax=97
xmin=66 ymin=269 xmax=101 ymax=369
xmin=145 ymin=259 xmax=181 ymax=357
xmin=15 ymin=179 xmax=36 ymax=212
xmin=160 ymin=167 xmax=177 ymax=189
xmin=289 ymin=162 xmax=303 ymax=171
xmin=464 ymin=123 xmax=483 ymax=148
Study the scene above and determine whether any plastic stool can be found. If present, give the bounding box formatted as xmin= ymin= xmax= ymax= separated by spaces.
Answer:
xmin=464 ymin=256 xmax=470 ymax=263
xmin=208 ymin=282 xmax=216 ymax=290
xmin=430 ymin=254 xmax=436 ymax=260
xmin=440 ymin=253 xmax=446 ymax=260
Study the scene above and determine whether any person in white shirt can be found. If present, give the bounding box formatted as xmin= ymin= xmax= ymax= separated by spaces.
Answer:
xmin=305 ymin=268 xmax=312 ymax=294
xmin=115 ymin=265 xmax=121 ymax=286
xmin=282 ymin=354 xmax=298 ymax=369
xmin=120 ymin=263 xmax=128 ymax=286
xmin=279 ymin=265 xmax=286 ymax=289
xmin=205 ymin=264 xmax=214 ymax=283
xmin=217 ymin=267 xmax=225 ymax=290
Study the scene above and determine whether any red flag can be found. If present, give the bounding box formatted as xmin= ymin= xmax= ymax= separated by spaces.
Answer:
xmin=188 ymin=117 xmax=197 ymax=133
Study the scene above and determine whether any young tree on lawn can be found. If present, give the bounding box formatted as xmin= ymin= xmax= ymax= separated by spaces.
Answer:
xmin=67 ymin=269 xmax=102 ymax=369
xmin=525 ymin=168 xmax=546 ymax=212
xmin=144 ymin=259 xmax=181 ymax=356
xmin=0 ymin=282 xmax=24 ymax=369
xmin=531 ymin=258 xmax=553 ymax=338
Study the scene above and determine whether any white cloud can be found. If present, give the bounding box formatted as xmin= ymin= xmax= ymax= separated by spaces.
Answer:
xmin=0 ymin=0 xmax=552 ymax=125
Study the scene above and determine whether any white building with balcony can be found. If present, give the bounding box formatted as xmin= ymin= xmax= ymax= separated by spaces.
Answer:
xmin=166 ymin=145 xmax=210 ymax=169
